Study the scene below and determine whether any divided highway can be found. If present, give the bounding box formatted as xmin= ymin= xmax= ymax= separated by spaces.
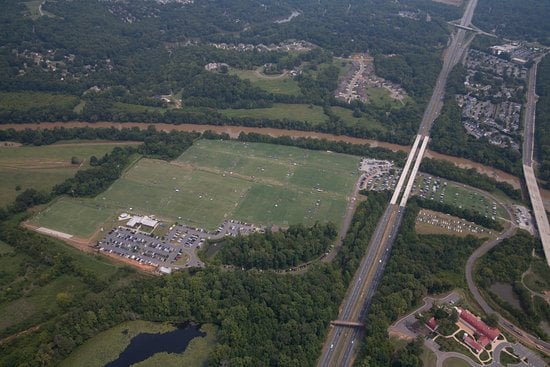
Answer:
xmin=317 ymin=1 xmax=479 ymax=365
xmin=521 ymin=59 xmax=550 ymax=267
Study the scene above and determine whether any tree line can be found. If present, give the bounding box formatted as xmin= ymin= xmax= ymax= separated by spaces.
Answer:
xmin=216 ymin=222 xmax=337 ymax=270
xmin=535 ymin=56 xmax=550 ymax=188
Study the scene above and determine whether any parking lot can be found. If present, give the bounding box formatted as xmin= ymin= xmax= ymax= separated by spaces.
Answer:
xmin=359 ymin=158 xmax=400 ymax=191
xmin=98 ymin=227 xmax=182 ymax=268
xmin=412 ymin=173 xmax=504 ymax=219
xmin=97 ymin=219 xmax=264 ymax=272
xmin=512 ymin=205 xmax=535 ymax=234
xmin=416 ymin=209 xmax=495 ymax=237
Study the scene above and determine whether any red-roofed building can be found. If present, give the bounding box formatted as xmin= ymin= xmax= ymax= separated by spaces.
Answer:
xmin=426 ymin=316 xmax=438 ymax=331
xmin=458 ymin=308 xmax=500 ymax=347
xmin=464 ymin=335 xmax=483 ymax=353
xmin=478 ymin=335 xmax=491 ymax=347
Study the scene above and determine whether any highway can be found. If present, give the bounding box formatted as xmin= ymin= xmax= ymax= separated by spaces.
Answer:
xmin=521 ymin=58 xmax=550 ymax=267
xmin=317 ymin=1 xmax=480 ymax=365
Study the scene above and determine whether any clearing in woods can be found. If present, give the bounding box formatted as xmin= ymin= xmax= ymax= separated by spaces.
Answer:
xmin=230 ymin=67 xmax=302 ymax=96
xmin=30 ymin=140 xmax=360 ymax=236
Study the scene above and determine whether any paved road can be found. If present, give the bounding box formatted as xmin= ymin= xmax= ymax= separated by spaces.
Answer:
xmin=317 ymin=1 xmax=481 ymax=365
xmin=464 ymin=203 xmax=550 ymax=356
xmin=460 ymin=54 xmax=550 ymax=355
xmin=521 ymin=57 xmax=550 ymax=267
xmin=324 ymin=174 xmax=364 ymax=263
xmin=523 ymin=61 xmax=539 ymax=167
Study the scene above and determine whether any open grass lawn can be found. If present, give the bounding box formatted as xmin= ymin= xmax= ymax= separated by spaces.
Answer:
xmin=414 ymin=175 xmax=508 ymax=219
xmin=231 ymin=68 xmax=302 ymax=96
xmin=220 ymin=103 xmax=328 ymax=124
xmin=0 ymin=142 xmax=139 ymax=206
xmin=32 ymin=140 xmax=360 ymax=235
xmin=22 ymin=0 xmax=56 ymax=19
xmin=331 ymin=106 xmax=387 ymax=132
xmin=0 ymin=91 xmax=78 ymax=111
xmin=365 ymin=85 xmax=408 ymax=109
xmin=442 ymin=357 xmax=471 ymax=367
xmin=30 ymin=198 xmax=116 ymax=237
xmin=60 ymin=321 xmax=216 ymax=367
xmin=333 ymin=58 xmax=354 ymax=79
xmin=421 ymin=346 xmax=437 ymax=367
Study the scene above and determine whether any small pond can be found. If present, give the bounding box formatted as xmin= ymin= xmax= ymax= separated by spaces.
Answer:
xmin=490 ymin=282 xmax=522 ymax=310
xmin=105 ymin=323 xmax=205 ymax=367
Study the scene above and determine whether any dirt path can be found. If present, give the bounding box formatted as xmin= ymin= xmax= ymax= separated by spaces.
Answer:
xmin=21 ymin=222 xmax=157 ymax=273
xmin=0 ymin=323 xmax=42 ymax=346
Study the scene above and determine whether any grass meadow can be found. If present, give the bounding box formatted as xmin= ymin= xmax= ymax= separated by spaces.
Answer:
xmin=0 ymin=141 xmax=138 ymax=206
xmin=59 ymin=321 xmax=216 ymax=367
xmin=0 ymin=231 xmax=129 ymax=337
xmin=0 ymin=91 xmax=79 ymax=111
xmin=331 ymin=106 xmax=387 ymax=133
xmin=220 ymin=103 xmax=328 ymax=124
xmin=0 ymin=274 xmax=86 ymax=332
xmin=230 ymin=68 xmax=302 ymax=96
xmin=31 ymin=140 xmax=360 ymax=235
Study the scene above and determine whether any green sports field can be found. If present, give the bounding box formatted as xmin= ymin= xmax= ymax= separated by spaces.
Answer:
xmin=30 ymin=140 xmax=360 ymax=236
xmin=31 ymin=198 xmax=115 ymax=237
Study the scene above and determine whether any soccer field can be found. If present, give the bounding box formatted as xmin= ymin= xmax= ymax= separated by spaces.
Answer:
xmin=31 ymin=140 xmax=361 ymax=236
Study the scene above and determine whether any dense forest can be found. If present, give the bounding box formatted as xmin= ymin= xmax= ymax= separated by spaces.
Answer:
xmin=0 ymin=186 xmax=391 ymax=366
xmin=535 ymin=56 xmax=550 ymax=188
xmin=0 ymin=0 xmax=460 ymax=145
xmin=355 ymin=198 xmax=483 ymax=366
xmin=474 ymin=0 xmax=550 ymax=45
xmin=216 ymin=222 xmax=337 ymax=270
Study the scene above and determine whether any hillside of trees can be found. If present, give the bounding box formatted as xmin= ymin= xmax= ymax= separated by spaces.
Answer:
xmin=355 ymin=198 xmax=483 ymax=366
xmin=535 ymin=56 xmax=550 ymax=188
xmin=474 ymin=0 xmax=550 ymax=45
xmin=217 ymin=222 xmax=337 ymax=270
xmin=475 ymin=231 xmax=550 ymax=340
